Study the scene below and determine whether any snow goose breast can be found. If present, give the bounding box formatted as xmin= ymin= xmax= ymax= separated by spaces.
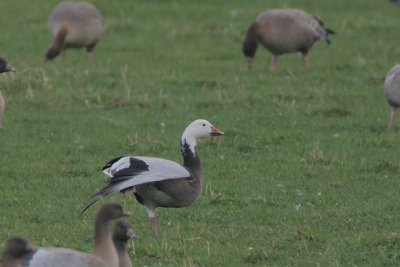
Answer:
xmin=243 ymin=9 xmax=334 ymax=71
xmin=82 ymin=119 xmax=224 ymax=235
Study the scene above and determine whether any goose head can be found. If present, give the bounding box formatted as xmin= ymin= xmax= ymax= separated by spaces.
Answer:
xmin=0 ymin=57 xmax=16 ymax=73
xmin=96 ymin=202 xmax=132 ymax=223
xmin=3 ymin=236 xmax=36 ymax=259
xmin=113 ymin=220 xmax=136 ymax=242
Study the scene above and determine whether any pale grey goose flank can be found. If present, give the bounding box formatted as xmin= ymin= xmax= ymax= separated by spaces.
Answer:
xmin=82 ymin=119 xmax=224 ymax=235
xmin=112 ymin=220 xmax=136 ymax=267
xmin=384 ymin=64 xmax=400 ymax=130
xmin=1 ymin=236 xmax=36 ymax=267
xmin=45 ymin=1 xmax=103 ymax=61
xmin=11 ymin=202 xmax=131 ymax=267
xmin=243 ymin=9 xmax=334 ymax=71
xmin=0 ymin=57 xmax=16 ymax=127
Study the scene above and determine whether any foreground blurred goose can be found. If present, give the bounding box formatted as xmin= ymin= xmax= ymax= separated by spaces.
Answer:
xmin=45 ymin=1 xmax=103 ymax=61
xmin=0 ymin=57 xmax=16 ymax=127
xmin=243 ymin=9 xmax=334 ymax=71
xmin=112 ymin=220 xmax=136 ymax=267
xmin=384 ymin=64 xmax=400 ymax=130
xmin=82 ymin=119 xmax=224 ymax=235
xmin=2 ymin=236 xmax=36 ymax=267
xmin=14 ymin=202 xmax=131 ymax=267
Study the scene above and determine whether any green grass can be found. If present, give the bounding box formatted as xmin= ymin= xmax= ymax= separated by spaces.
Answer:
xmin=1 ymin=0 xmax=400 ymax=265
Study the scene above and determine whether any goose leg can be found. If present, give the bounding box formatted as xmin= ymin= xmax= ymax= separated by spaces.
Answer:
xmin=270 ymin=55 xmax=277 ymax=73
xmin=387 ymin=108 xmax=396 ymax=130
xmin=302 ymin=54 xmax=308 ymax=71
xmin=145 ymin=206 xmax=158 ymax=236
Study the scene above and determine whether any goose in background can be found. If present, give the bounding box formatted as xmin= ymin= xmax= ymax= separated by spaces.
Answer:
xmin=82 ymin=119 xmax=224 ymax=235
xmin=243 ymin=9 xmax=334 ymax=72
xmin=0 ymin=57 xmax=16 ymax=127
xmin=10 ymin=202 xmax=131 ymax=267
xmin=45 ymin=1 xmax=103 ymax=61
xmin=1 ymin=236 xmax=36 ymax=267
xmin=384 ymin=64 xmax=400 ymax=130
xmin=112 ymin=220 xmax=136 ymax=267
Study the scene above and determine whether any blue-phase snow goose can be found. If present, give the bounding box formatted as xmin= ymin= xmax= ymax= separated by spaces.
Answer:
xmin=82 ymin=119 xmax=224 ymax=235
xmin=45 ymin=1 xmax=103 ymax=61
xmin=0 ymin=57 xmax=16 ymax=127
xmin=7 ymin=202 xmax=131 ymax=267
xmin=243 ymin=9 xmax=334 ymax=71
xmin=112 ymin=220 xmax=136 ymax=267
xmin=384 ymin=64 xmax=400 ymax=130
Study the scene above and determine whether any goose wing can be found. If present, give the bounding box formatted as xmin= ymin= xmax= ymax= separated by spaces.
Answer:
xmin=81 ymin=156 xmax=190 ymax=212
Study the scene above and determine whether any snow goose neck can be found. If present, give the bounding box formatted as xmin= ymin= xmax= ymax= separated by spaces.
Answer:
xmin=2 ymin=236 xmax=36 ymax=267
xmin=112 ymin=220 xmax=136 ymax=267
xmin=243 ymin=9 xmax=334 ymax=71
xmin=0 ymin=57 xmax=16 ymax=128
xmin=18 ymin=202 xmax=130 ymax=267
xmin=384 ymin=64 xmax=400 ymax=130
xmin=82 ymin=119 xmax=224 ymax=235
xmin=45 ymin=1 xmax=103 ymax=61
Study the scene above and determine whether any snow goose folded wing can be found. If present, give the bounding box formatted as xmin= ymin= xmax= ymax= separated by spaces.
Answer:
xmin=242 ymin=9 xmax=334 ymax=71
xmin=82 ymin=119 xmax=224 ymax=235
xmin=384 ymin=64 xmax=400 ymax=130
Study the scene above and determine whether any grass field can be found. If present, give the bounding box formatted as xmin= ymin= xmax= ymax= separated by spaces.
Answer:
xmin=1 ymin=0 xmax=400 ymax=266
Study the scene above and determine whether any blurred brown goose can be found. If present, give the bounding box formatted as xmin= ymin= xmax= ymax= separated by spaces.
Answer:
xmin=16 ymin=202 xmax=131 ymax=267
xmin=2 ymin=236 xmax=36 ymax=267
xmin=384 ymin=64 xmax=400 ymax=130
xmin=112 ymin=220 xmax=136 ymax=267
xmin=82 ymin=119 xmax=224 ymax=235
xmin=45 ymin=1 xmax=103 ymax=61
xmin=242 ymin=9 xmax=334 ymax=72
xmin=0 ymin=57 xmax=16 ymax=127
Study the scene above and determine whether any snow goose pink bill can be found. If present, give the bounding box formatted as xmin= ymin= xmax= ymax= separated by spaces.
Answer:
xmin=82 ymin=119 xmax=224 ymax=235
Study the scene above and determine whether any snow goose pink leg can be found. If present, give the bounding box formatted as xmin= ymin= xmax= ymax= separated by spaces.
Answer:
xmin=82 ymin=119 xmax=224 ymax=235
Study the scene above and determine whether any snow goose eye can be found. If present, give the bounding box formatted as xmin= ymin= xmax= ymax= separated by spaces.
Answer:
xmin=202 ymin=123 xmax=206 ymax=126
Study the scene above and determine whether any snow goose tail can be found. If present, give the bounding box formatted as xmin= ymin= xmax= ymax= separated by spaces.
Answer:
xmin=82 ymin=119 xmax=224 ymax=235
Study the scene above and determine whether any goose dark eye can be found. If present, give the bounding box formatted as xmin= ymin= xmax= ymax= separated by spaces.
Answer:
xmin=202 ymin=123 xmax=206 ymax=126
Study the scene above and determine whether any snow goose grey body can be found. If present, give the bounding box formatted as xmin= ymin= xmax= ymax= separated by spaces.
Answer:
xmin=243 ymin=9 xmax=334 ymax=71
xmin=112 ymin=220 xmax=136 ymax=267
xmin=0 ymin=57 xmax=16 ymax=127
xmin=82 ymin=119 xmax=224 ymax=235
xmin=15 ymin=203 xmax=131 ymax=267
xmin=384 ymin=64 xmax=400 ymax=130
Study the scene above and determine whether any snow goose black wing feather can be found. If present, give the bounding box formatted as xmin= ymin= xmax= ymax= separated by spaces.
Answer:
xmin=82 ymin=156 xmax=190 ymax=212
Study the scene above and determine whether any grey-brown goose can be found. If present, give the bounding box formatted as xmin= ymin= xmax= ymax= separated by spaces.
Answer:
xmin=82 ymin=119 xmax=224 ymax=235
xmin=45 ymin=1 xmax=103 ymax=61
xmin=18 ymin=202 xmax=131 ymax=267
xmin=1 ymin=236 xmax=36 ymax=267
xmin=0 ymin=57 xmax=16 ymax=127
xmin=112 ymin=220 xmax=136 ymax=267
xmin=384 ymin=64 xmax=400 ymax=130
xmin=242 ymin=9 xmax=334 ymax=72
